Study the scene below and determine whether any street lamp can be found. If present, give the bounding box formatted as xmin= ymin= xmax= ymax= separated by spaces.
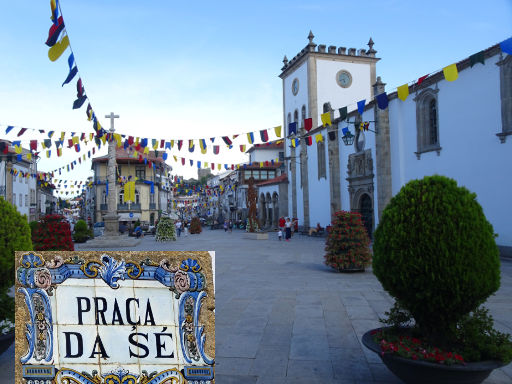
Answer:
xmin=341 ymin=131 xmax=355 ymax=146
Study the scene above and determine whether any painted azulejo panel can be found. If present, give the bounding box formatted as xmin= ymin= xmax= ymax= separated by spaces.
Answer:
xmin=15 ymin=251 xmax=215 ymax=384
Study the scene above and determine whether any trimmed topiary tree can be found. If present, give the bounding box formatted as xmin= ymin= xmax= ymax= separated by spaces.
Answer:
xmin=155 ymin=216 xmax=176 ymax=241
xmin=32 ymin=214 xmax=74 ymax=251
xmin=189 ymin=217 xmax=202 ymax=234
xmin=325 ymin=211 xmax=372 ymax=272
xmin=373 ymin=175 xmax=500 ymax=346
xmin=73 ymin=219 xmax=89 ymax=243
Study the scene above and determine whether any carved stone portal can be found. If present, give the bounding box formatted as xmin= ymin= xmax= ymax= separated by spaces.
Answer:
xmin=346 ymin=149 xmax=375 ymax=238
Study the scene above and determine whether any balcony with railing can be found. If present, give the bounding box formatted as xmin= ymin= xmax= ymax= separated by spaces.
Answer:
xmin=100 ymin=203 xmax=141 ymax=211
xmin=149 ymin=203 xmax=157 ymax=210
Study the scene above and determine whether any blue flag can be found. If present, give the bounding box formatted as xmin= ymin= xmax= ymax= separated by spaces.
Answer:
xmin=357 ymin=99 xmax=366 ymax=115
xmin=500 ymin=37 xmax=512 ymax=55
xmin=376 ymin=92 xmax=389 ymax=110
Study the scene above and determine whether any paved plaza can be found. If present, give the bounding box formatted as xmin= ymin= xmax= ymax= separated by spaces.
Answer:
xmin=2 ymin=229 xmax=512 ymax=383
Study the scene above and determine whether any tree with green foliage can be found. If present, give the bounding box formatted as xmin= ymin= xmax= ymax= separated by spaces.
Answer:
xmin=155 ymin=216 xmax=176 ymax=241
xmin=0 ymin=197 xmax=32 ymax=322
xmin=373 ymin=175 xmax=501 ymax=348
xmin=72 ymin=219 xmax=90 ymax=243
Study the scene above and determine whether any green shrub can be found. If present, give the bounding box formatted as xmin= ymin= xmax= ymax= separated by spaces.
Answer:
xmin=0 ymin=197 xmax=32 ymax=292
xmin=29 ymin=220 xmax=39 ymax=235
xmin=155 ymin=217 xmax=176 ymax=241
xmin=373 ymin=175 xmax=500 ymax=346
xmin=324 ymin=211 xmax=372 ymax=271
xmin=72 ymin=219 xmax=89 ymax=243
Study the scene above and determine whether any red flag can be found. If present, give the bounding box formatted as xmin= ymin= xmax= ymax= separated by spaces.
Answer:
xmin=160 ymin=139 xmax=165 ymax=148
xmin=18 ymin=128 xmax=28 ymax=137
xmin=181 ymin=158 xmax=185 ymax=165
xmin=417 ymin=75 xmax=428 ymax=86
xmin=213 ymin=145 xmax=219 ymax=154
xmin=231 ymin=164 xmax=234 ymax=170
xmin=304 ymin=118 xmax=313 ymax=132
xmin=128 ymin=136 xmax=134 ymax=145
xmin=92 ymin=147 xmax=95 ymax=154
xmin=260 ymin=130 xmax=269 ymax=143
xmin=68 ymin=139 xmax=74 ymax=148
xmin=265 ymin=161 xmax=269 ymax=166
xmin=222 ymin=136 xmax=232 ymax=146
xmin=211 ymin=163 xmax=214 ymax=170
xmin=30 ymin=140 xmax=38 ymax=151
xmin=306 ymin=136 xmax=312 ymax=146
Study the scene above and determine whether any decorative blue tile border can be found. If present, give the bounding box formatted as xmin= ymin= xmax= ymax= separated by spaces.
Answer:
xmin=17 ymin=252 xmax=214 ymax=384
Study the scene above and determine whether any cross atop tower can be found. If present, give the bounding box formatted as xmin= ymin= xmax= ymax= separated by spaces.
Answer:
xmin=105 ymin=112 xmax=119 ymax=132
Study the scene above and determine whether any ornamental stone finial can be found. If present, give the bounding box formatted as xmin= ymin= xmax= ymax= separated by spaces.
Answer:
xmin=283 ymin=55 xmax=288 ymax=66
xmin=308 ymin=30 xmax=315 ymax=44
xmin=367 ymin=37 xmax=377 ymax=56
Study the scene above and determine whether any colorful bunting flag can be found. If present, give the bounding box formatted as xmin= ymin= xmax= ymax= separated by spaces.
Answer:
xmin=321 ymin=112 xmax=331 ymax=127
xmin=304 ymin=118 xmax=312 ymax=132
xmin=247 ymin=132 xmax=254 ymax=144
xmin=443 ymin=64 xmax=458 ymax=82
xmin=499 ymin=37 xmax=512 ymax=55
xmin=397 ymin=84 xmax=409 ymax=101
xmin=357 ymin=100 xmax=366 ymax=115
xmin=274 ymin=126 xmax=282 ymax=137
xmin=376 ymin=92 xmax=388 ymax=110
xmin=338 ymin=107 xmax=347 ymax=121
xmin=315 ymin=133 xmax=324 ymax=143
xmin=240 ymin=145 xmax=246 ymax=152
xmin=48 ymin=35 xmax=69 ymax=62
xmin=260 ymin=130 xmax=269 ymax=142
xmin=288 ymin=122 xmax=297 ymax=136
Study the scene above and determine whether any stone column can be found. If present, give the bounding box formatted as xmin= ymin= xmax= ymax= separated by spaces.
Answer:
xmin=374 ymin=77 xmax=392 ymax=221
xmin=299 ymin=126 xmax=310 ymax=230
xmin=327 ymin=108 xmax=341 ymax=217
xmin=103 ymin=128 xmax=120 ymax=236
xmin=290 ymin=146 xmax=297 ymax=219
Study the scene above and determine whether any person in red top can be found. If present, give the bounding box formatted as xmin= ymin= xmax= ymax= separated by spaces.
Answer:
xmin=279 ymin=216 xmax=286 ymax=231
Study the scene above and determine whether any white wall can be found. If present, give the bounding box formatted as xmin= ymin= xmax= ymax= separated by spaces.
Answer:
xmin=388 ymin=53 xmax=511 ymax=246
xmin=250 ymin=148 xmax=282 ymax=163
xmin=316 ymin=59 xmax=374 ymax=121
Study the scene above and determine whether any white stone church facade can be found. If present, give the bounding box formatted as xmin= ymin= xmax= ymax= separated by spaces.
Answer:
xmin=280 ymin=32 xmax=511 ymax=248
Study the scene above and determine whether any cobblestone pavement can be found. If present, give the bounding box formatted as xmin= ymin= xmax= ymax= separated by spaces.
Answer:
xmin=2 ymin=229 xmax=512 ymax=383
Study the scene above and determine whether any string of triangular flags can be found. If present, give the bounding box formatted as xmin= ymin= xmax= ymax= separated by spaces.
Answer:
xmin=287 ymin=37 xmax=512 ymax=138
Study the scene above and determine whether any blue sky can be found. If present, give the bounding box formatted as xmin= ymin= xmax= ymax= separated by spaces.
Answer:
xmin=0 ymin=0 xmax=511 ymax=195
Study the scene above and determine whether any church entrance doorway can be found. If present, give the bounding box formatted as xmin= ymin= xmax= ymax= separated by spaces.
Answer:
xmin=358 ymin=193 xmax=373 ymax=239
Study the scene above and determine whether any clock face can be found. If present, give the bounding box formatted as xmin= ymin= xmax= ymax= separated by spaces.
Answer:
xmin=336 ymin=70 xmax=352 ymax=88
xmin=292 ymin=78 xmax=299 ymax=95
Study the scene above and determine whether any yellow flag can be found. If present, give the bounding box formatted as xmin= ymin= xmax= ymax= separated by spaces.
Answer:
xmin=72 ymin=136 xmax=79 ymax=145
xmin=114 ymin=134 xmax=122 ymax=147
xmin=170 ymin=140 xmax=174 ymax=148
xmin=315 ymin=133 xmax=324 ymax=143
xmin=443 ymin=64 xmax=458 ymax=81
xmin=274 ymin=126 xmax=282 ymax=137
xmin=14 ymin=145 xmax=22 ymax=154
xmin=321 ymin=112 xmax=331 ymax=127
xmin=204 ymin=162 xmax=208 ymax=168
xmin=60 ymin=132 xmax=65 ymax=140
xmin=291 ymin=139 xmax=296 ymax=148
xmin=143 ymin=147 xmax=149 ymax=154
xmin=26 ymin=153 xmax=32 ymax=160
xmin=135 ymin=137 xmax=140 ymax=145
xmin=48 ymin=35 xmax=70 ymax=62
xmin=46 ymin=150 xmax=50 ymax=158
xmin=259 ymin=162 xmax=263 ymax=168
xmin=153 ymin=141 xmax=158 ymax=150
xmin=173 ymin=156 xmax=177 ymax=162
xmin=100 ymin=135 xmax=107 ymax=145
xmin=89 ymin=133 xmax=94 ymax=141
xmin=397 ymin=84 xmax=409 ymax=101
xmin=41 ymin=141 xmax=47 ymax=149
xmin=132 ymin=151 xmax=138 ymax=158
xmin=218 ymin=164 xmax=221 ymax=170
xmin=57 ymin=148 xmax=62 ymax=157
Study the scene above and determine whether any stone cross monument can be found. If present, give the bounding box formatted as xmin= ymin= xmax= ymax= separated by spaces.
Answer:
xmin=102 ymin=112 xmax=120 ymax=237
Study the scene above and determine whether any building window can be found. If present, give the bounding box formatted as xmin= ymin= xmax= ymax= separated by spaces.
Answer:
xmin=268 ymin=170 xmax=276 ymax=179
xmin=25 ymin=175 xmax=28 ymax=184
xmin=301 ymin=105 xmax=306 ymax=121
xmin=19 ymin=193 xmax=22 ymax=206
xmin=150 ymin=193 xmax=155 ymax=204
xmin=103 ymin=190 xmax=107 ymax=204
xmin=497 ymin=54 xmax=512 ymax=143
xmin=30 ymin=189 xmax=35 ymax=205
xmin=119 ymin=190 xmax=124 ymax=205
xmin=294 ymin=109 xmax=299 ymax=123
xmin=25 ymin=194 xmax=28 ymax=207
xmin=135 ymin=166 xmax=145 ymax=180
xmin=13 ymin=173 xmax=16 ymax=182
xmin=317 ymin=140 xmax=326 ymax=179
xmin=414 ymin=88 xmax=440 ymax=158
xmin=135 ymin=189 xmax=140 ymax=204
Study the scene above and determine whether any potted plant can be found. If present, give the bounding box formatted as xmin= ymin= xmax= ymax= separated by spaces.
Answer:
xmin=189 ymin=217 xmax=202 ymax=234
xmin=324 ymin=211 xmax=372 ymax=272
xmin=72 ymin=219 xmax=90 ymax=243
xmin=0 ymin=197 xmax=32 ymax=354
xmin=32 ymin=214 xmax=74 ymax=251
xmin=155 ymin=216 xmax=177 ymax=241
xmin=362 ymin=175 xmax=512 ymax=384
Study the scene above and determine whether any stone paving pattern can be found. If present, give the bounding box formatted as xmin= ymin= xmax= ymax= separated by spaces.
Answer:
xmin=1 ymin=229 xmax=511 ymax=383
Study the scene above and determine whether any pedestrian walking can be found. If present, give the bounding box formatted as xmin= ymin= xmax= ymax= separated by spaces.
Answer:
xmin=224 ymin=220 xmax=228 ymax=232
xmin=176 ymin=220 xmax=182 ymax=237
xmin=279 ymin=216 xmax=285 ymax=232
xmin=285 ymin=218 xmax=292 ymax=241
xmin=278 ymin=229 xmax=283 ymax=241
xmin=229 ymin=220 xmax=233 ymax=233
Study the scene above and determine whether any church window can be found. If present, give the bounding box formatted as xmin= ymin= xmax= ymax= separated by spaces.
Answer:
xmin=414 ymin=88 xmax=440 ymax=159
xmin=301 ymin=105 xmax=306 ymax=121
xmin=294 ymin=109 xmax=299 ymax=123
xmin=317 ymin=140 xmax=326 ymax=179
xmin=497 ymin=54 xmax=512 ymax=143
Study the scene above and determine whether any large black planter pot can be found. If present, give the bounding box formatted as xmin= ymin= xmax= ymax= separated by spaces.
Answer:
xmin=0 ymin=331 xmax=14 ymax=355
xmin=362 ymin=328 xmax=506 ymax=384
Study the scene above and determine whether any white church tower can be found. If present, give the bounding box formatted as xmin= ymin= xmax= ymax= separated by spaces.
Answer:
xmin=280 ymin=31 xmax=379 ymax=229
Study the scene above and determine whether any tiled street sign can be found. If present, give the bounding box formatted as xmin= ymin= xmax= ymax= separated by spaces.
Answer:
xmin=15 ymin=251 xmax=215 ymax=384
